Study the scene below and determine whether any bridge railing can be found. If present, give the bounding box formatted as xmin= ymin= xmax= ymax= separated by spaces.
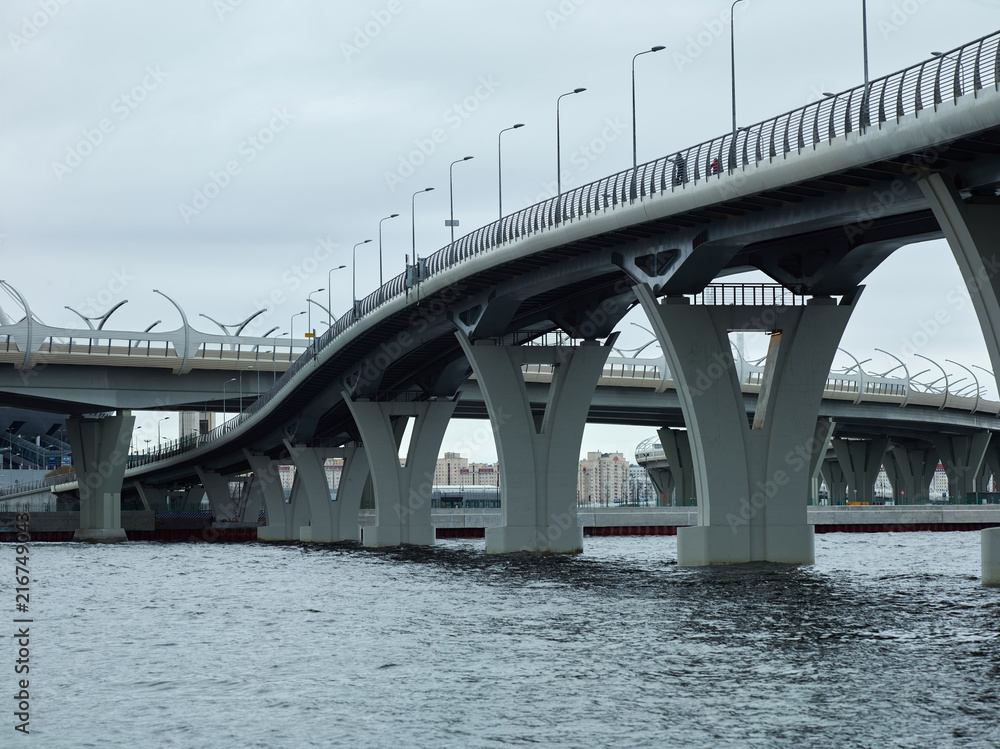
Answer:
xmin=105 ymin=31 xmax=1000 ymax=465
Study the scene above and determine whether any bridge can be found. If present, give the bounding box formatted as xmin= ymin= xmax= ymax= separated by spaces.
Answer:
xmin=3 ymin=31 xmax=1000 ymax=576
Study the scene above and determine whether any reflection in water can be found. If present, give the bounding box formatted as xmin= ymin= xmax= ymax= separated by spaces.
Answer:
xmin=16 ymin=533 xmax=1000 ymax=748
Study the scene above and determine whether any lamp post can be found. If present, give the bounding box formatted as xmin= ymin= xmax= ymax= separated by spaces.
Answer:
xmin=556 ymin=88 xmax=586 ymax=223
xmin=498 ymin=123 xmax=524 ymax=220
xmin=222 ymin=377 xmax=236 ymax=422
xmin=378 ymin=214 xmax=399 ymax=292
xmin=352 ymin=240 xmax=372 ymax=317
xmin=411 ymin=187 xmax=434 ymax=266
xmin=447 ymin=156 xmax=473 ymax=247
xmin=271 ymin=332 xmax=286 ymax=383
xmin=327 ymin=265 xmax=346 ymax=327
xmin=860 ymin=0 xmax=871 ymax=127
xmin=730 ymin=0 xmax=747 ymax=168
xmin=157 ymin=416 xmax=170 ymax=445
xmin=632 ymin=46 xmax=665 ymax=170
xmin=289 ymin=310 xmax=305 ymax=362
xmin=130 ymin=425 xmax=142 ymax=453
xmin=307 ymin=288 xmax=324 ymax=350
xmin=239 ymin=365 xmax=255 ymax=411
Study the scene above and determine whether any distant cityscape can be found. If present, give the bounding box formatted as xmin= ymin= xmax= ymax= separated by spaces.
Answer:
xmin=275 ymin=448 xmax=658 ymax=506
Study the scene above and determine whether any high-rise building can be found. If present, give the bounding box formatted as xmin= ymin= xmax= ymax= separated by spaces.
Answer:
xmin=577 ymin=451 xmax=629 ymax=505
xmin=434 ymin=452 xmax=499 ymax=487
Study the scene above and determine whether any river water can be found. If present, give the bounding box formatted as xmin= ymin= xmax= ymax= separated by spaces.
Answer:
xmin=5 ymin=532 xmax=999 ymax=748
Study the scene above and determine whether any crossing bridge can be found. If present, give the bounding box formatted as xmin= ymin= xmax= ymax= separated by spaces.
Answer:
xmin=4 ymin=31 xmax=1000 ymax=566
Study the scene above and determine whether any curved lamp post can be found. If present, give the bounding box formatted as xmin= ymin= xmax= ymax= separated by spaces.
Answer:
xmin=730 ymin=0 xmax=747 ymax=168
xmin=352 ymin=241 xmax=372 ymax=317
xmin=157 ymin=416 xmax=170 ymax=445
xmin=411 ymin=188 xmax=434 ymax=260
xmin=448 ymin=156 xmax=474 ymax=247
xmin=378 ymin=214 xmax=399 ymax=292
xmin=498 ymin=123 xmax=524 ymax=220
xmin=556 ymin=88 xmax=586 ymax=223
xmin=222 ymin=377 xmax=236 ymax=422
xmin=289 ymin=310 xmax=305 ymax=362
xmin=327 ymin=265 xmax=346 ymax=327
xmin=307 ymin=287 xmax=324 ymax=349
xmin=632 ymin=46 xmax=665 ymax=170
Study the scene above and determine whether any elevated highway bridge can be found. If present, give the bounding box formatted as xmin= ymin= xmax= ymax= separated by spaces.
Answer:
xmin=3 ymin=31 xmax=1000 ymax=568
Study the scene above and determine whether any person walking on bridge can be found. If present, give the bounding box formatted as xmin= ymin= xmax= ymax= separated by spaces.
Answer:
xmin=672 ymin=153 xmax=687 ymax=186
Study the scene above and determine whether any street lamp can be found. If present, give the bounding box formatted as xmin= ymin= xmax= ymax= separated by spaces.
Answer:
xmin=157 ymin=416 xmax=170 ymax=445
xmin=271 ymin=332 xmax=287 ymax=383
xmin=130 ymin=425 xmax=142 ymax=453
xmin=556 ymin=88 xmax=586 ymax=223
xmin=730 ymin=0 xmax=747 ymax=168
xmin=307 ymin=288 xmax=324 ymax=350
xmin=632 ymin=46 xmax=665 ymax=170
xmin=378 ymin=214 xmax=399 ymax=293
xmin=222 ymin=377 xmax=237 ymax=422
xmin=289 ymin=310 xmax=305 ymax=362
xmin=239 ymin=365 xmax=255 ymax=411
xmin=498 ymin=123 xmax=524 ymax=220
xmin=447 ymin=156 xmax=474 ymax=247
xmin=352 ymin=240 xmax=372 ymax=317
xmin=327 ymin=265 xmax=346 ymax=327
xmin=411 ymin=187 xmax=434 ymax=266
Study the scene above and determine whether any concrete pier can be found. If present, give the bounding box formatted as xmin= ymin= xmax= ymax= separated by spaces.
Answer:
xmin=983 ymin=527 xmax=1000 ymax=586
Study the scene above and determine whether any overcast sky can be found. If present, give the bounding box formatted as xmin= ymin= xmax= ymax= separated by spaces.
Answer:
xmin=1 ymin=0 xmax=999 ymax=462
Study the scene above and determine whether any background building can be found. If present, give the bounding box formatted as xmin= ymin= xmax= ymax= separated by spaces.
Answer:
xmin=577 ymin=451 xmax=629 ymax=506
xmin=434 ymin=452 xmax=499 ymax=487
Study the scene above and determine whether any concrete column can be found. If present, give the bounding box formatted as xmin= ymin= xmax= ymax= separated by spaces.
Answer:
xmin=245 ymin=452 xmax=299 ymax=541
xmin=820 ymin=459 xmax=847 ymax=505
xmin=881 ymin=454 xmax=900 ymax=504
xmin=240 ymin=476 xmax=264 ymax=523
xmin=66 ymin=410 xmax=135 ymax=542
xmin=983 ymin=527 xmax=1000 ymax=586
xmin=919 ymin=174 xmax=1000 ymax=389
xmin=194 ymin=467 xmax=237 ymax=521
xmin=456 ymin=331 xmax=615 ymax=554
xmin=284 ymin=442 xmax=369 ymax=543
xmin=977 ymin=438 xmax=1000 ymax=493
xmin=810 ymin=419 xmax=835 ymax=505
xmin=933 ymin=432 xmax=990 ymax=501
xmin=645 ymin=466 xmax=675 ymax=506
xmin=656 ymin=427 xmax=695 ymax=506
xmin=637 ymin=284 xmax=859 ymax=565
xmin=832 ymin=437 xmax=889 ymax=504
xmin=887 ymin=444 xmax=938 ymax=504
xmin=133 ymin=481 xmax=164 ymax=512
xmin=344 ymin=397 xmax=457 ymax=547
